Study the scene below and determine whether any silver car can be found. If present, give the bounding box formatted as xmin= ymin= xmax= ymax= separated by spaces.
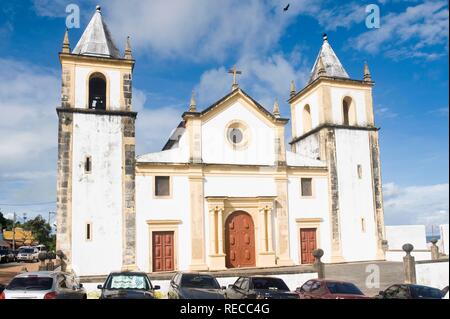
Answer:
xmin=1 ymin=271 xmax=87 ymax=299
xmin=16 ymin=247 xmax=38 ymax=262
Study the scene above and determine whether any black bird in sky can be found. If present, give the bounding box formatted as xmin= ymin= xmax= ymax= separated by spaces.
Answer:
xmin=283 ymin=4 xmax=290 ymax=11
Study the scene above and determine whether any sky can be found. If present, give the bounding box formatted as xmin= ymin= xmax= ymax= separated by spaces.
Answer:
xmin=0 ymin=0 xmax=448 ymax=234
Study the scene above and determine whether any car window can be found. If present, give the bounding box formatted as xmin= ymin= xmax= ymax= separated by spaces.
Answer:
xmin=251 ymin=278 xmax=289 ymax=291
xmin=310 ymin=281 xmax=321 ymax=292
xmin=240 ymin=279 xmax=249 ymax=291
xmin=410 ymin=286 xmax=443 ymax=299
xmin=180 ymin=274 xmax=220 ymax=289
xmin=301 ymin=280 xmax=314 ymax=292
xmin=65 ymin=275 xmax=74 ymax=289
xmin=384 ymin=285 xmax=400 ymax=298
xmin=234 ymin=277 xmax=244 ymax=288
xmin=7 ymin=277 xmax=53 ymax=291
xmin=58 ymin=275 xmax=68 ymax=289
xmin=326 ymin=282 xmax=364 ymax=295
xmin=105 ymin=274 xmax=151 ymax=290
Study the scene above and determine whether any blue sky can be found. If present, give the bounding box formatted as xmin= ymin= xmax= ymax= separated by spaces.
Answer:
xmin=0 ymin=0 xmax=448 ymax=233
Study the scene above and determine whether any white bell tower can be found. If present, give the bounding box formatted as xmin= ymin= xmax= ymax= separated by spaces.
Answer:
xmin=56 ymin=6 xmax=137 ymax=276
xmin=289 ymin=34 xmax=385 ymax=262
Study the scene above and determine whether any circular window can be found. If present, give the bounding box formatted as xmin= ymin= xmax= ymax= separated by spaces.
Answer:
xmin=225 ymin=121 xmax=250 ymax=150
xmin=228 ymin=128 xmax=243 ymax=144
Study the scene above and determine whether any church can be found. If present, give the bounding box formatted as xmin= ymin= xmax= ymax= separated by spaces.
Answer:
xmin=56 ymin=6 xmax=386 ymax=276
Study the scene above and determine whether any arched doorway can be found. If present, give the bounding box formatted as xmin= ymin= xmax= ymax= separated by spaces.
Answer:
xmin=225 ymin=211 xmax=256 ymax=268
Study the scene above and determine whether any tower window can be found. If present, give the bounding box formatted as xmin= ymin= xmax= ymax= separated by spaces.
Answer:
xmin=301 ymin=178 xmax=313 ymax=197
xmin=303 ymin=104 xmax=312 ymax=134
xmin=155 ymin=176 xmax=171 ymax=197
xmin=357 ymin=164 xmax=363 ymax=179
xmin=343 ymin=97 xmax=356 ymax=125
xmin=84 ymin=156 xmax=92 ymax=173
xmin=89 ymin=73 xmax=106 ymax=110
xmin=86 ymin=223 xmax=92 ymax=241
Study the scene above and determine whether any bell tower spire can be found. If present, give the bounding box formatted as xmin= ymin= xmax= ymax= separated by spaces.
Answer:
xmin=62 ymin=29 xmax=70 ymax=53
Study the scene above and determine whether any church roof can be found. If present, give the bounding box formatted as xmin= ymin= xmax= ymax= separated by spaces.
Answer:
xmin=308 ymin=34 xmax=349 ymax=84
xmin=73 ymin=6 xmax=120 ymax=59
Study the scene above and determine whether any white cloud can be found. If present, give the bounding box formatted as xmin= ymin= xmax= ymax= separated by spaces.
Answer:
xmin=375 ymin=106 xmax=398 ymax=119
xmin=383 ymin=182 xmax=449 ymax=233
xmin=351 ymin=1 xmax=449 ymax=60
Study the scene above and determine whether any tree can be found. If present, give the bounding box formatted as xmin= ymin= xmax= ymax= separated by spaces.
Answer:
xmin=22 ymin=215 xmax=55 ymax=251
xmin=0 ymin=211 xmax=14 ymax=231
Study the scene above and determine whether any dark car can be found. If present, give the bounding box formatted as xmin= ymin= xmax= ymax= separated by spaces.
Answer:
xmin=0 ymin=249 xmax=15 ymax=263
xmin=375 ymin=284 xmax=444 ymax=299
xmin=225 ymin=276 xmax=299 ymax=299
xmin=98 ymin=271 xmax=160 ymax=299
xmin=295 ymin=279 xmax=369 ymax=299
xmin=168 ymin=272 xmax=226 ymax=299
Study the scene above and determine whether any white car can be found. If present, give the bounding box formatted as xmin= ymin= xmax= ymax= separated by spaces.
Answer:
xmin=16 ymin=247 xmax=39 ymax=262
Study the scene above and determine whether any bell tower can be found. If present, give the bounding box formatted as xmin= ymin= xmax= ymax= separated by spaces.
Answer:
xmin=56 ymin=6 xmax=137 ymax=275
xmin=289 ymin=35 xmax=385 ymax=262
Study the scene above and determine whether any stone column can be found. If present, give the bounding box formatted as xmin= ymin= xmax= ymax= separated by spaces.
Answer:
xmin=274 ymin=178 xmax=294 ymax=266
xmin=189 ymin=175 xmax=208 ymax=271
xmin=430 ymin=238 xmax=440 ymax=260
xmin=402 ymin=244 xmax=416 ymax=284
xmin=313 ymin=249 xmax=325 ymax=279
xmin=217 ymin=208 xmax=224 ymax=255
xmin=257 ymin=200 xmax=276 ymax=267
xmin=206 ymin=200 xmax=226 ymax=270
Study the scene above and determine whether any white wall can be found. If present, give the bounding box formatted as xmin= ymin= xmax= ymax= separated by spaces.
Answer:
xmin=385 ymin=225 xmax=428 ymax=250
xmin=204 ymin=176 xmax=277 ymax=198
xmin=135 ymin=175 xmax=191 ymax=272
xmin=330 ymin=87 xmax=367 ymax=126
xmin=71 ymin=113 xmax=123 ymax=276
xmin=440 ymin=224 xmax=449 ymax=255
xmin=416 ymin=261 xmax=449 ymax=290
xmin=292 ymin=90 xmax=319 ymax=137
xmin=287 ymin=176 xmax=331 ymax=264
xmin=74 ymin=66 xmax=121 ymax=110
xmin=201 ymin=100 xmax=275 ymax=165
xmin=335 ymin=129 xmax=378 ymax=262
xmin=295 ymin=133 xmax=320 ymax=160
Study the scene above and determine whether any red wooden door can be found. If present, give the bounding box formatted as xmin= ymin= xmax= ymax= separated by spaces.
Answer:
xmin=152 ymin=231 xmax=174 ymax=272
xmin=225 ymin=212 xmax=256 ymax=268
xmin=300 ymin=228 xmax=317 ymax=264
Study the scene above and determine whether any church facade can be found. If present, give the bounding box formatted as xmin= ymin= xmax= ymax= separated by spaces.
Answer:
xmin=56 ymin=7 xmax=386 ymax=276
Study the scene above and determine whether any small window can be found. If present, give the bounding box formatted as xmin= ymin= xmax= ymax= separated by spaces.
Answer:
xmin=85 ymin=156 xmax=92 ymax=173
xmin=155 ymin=176 xmax=170 ymax=197
xmin=229 ymin=128 xmax=243 ymax=144
xmin=357 ymin=165 xmax=363 ymax=179
xmin=86 ymin=223 xmax=92 ymax=241
xmin=361 ymin=218 xmax=366 ymax=233
xmin=89 ymin=73 xmax=106 ymax=110
xmin=301 ymin=178 xmax=313 ymax=197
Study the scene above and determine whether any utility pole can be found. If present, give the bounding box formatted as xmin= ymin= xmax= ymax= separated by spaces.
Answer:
xmin=12 ymin=212 xmax=16 ymax=251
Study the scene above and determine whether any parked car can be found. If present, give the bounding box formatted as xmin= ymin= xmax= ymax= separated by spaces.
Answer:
xmin=0 ymin=271 xmax=87 ymax=299
xmin=225 ymin=276 xmax=299 ymax=299
xmin=168 ymin=272 xmax=226 ymax=299
xmin=0 ymin=249 xmax=15 ymax=263
xmin=375 ymin=284 xmax=444 ymax=299
xmin=16 ymin=247 xmax=39 ymax=263
xmin=33 ymin=245 xmax=47 ymax=254
xmin=295 ymin=279 xmax=369 ymax=299
xmin=0 ymin=284 xmax=5 ymax=293
xmin=97 ymin=271 xmax=160 ymax=299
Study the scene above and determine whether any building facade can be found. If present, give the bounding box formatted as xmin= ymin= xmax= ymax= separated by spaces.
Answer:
xmin=56 ymin=7 xmax=386 ymax=276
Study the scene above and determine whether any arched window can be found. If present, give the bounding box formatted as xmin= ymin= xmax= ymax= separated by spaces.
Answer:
xmin=303 ymin=104 xmax=312 ymax=134
xmin=89 ymin=73 xmax=106 ymax=110
xmin=343 ymin=96 xmax=356 ymax=125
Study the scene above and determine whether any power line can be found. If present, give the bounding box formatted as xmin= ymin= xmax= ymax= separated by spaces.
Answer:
xmin=0 ymin=201 xmax=56 ymax=207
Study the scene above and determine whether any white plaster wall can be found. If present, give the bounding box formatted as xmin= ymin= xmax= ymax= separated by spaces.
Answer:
xmin=74 ymin=66 xmax=121 ymax=109
xmin=201 ymin=101 xmax=275 ymax=165
xmin=204 ymin=176 xmax=277 ymax=198
xmin=330 ymin=87 xmax=367 ymax=126
xmin=385 ymin=250 xmax=431 ymax=262
xmin=287 ymin=176 xmax=331 ymax=264
xmin=295 ymin=133 xmax=320 ymax=160
xmin=335 ymin=129 xmax=378 ymax=261
xmin=440 ymin=224 xmax=449 ymax=255
xmin=416 ymin=261 xmax=449 ymax=290
xmin=385 ymin=225 xmax=428 ymax=250
xmin=292 ymin=90 xmax=319 ymax=137
xmin=135 ymin=175 xmax=191 ymax=272
xmin=71 ymin=113 xmax=123 ymax=276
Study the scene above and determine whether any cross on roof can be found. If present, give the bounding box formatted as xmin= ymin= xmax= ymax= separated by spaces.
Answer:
xmin=228 ymin=65 xmax=242 ymax=90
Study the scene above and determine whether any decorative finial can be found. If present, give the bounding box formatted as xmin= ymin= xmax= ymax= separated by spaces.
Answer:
xmin=317 ymin=56 xmax=326 ymax=76
xmin=189 ymin=90 xmax=197 ymax=112
xmin=62 ymin=28 xmax=70 ymax=53
xmin=124 ymin=36 xmax=133 ymax=60
xmin=273 ymin=99 xmax=280 ymax=118
xmin=363 ymin=61 xmax=372 ymax=82
xmin=290 ymin=80 xmax=296 ymax=97
xmin=323 ymin=33 xmax=328 ymax=42
xmin=228 ymin=65 xmax=242 ymax=91
xmin=96 ymin=5 xmax=101 ymax=13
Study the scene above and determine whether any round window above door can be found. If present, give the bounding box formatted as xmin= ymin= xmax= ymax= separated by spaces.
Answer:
xmin=226 ymin=121 xmax=250 ymax=150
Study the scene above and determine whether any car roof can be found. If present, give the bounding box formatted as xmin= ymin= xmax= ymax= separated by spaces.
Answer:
xmin=108 ymin=271 xmax=148 ymax=276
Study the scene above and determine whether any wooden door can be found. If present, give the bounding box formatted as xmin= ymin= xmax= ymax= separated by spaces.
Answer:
xmin=152 ymin=231 xmax=174 ymax=272
xmin=225 ymin=212 xmax=256 ymax=268
xmin=300 ymin=228 xmax=317 ymax=264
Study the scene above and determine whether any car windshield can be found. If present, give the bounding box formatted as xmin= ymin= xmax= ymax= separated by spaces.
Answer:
xmin=410 ymin=286 xmax=443 ymax=299
xmin=7 ymin=277 xmax=53 ymax=291
xmin=20 ymin=249 xmax=34 ymax=254
xmin=326 ymin=282 xmax=363 ymax=295
xmin=252 ymin=278 xmax=289 ymax=291
xmin=105 ymin=274 xmax=151 ymax=290
xmin=180 ymin=275 xmax=220 ymax=289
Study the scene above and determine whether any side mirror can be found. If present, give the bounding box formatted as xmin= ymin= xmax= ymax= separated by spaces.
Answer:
xmin=154 ymin=285 xmax=161 ymax=290
xmin=97 ymin=285 xmax=103 ymax=290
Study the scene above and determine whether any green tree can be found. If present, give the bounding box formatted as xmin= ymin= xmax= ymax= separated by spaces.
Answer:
xmin=0 ymin=211 xmax=14 ymax=231
xmin=22 ymin=215 xmax=55 ymax=251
